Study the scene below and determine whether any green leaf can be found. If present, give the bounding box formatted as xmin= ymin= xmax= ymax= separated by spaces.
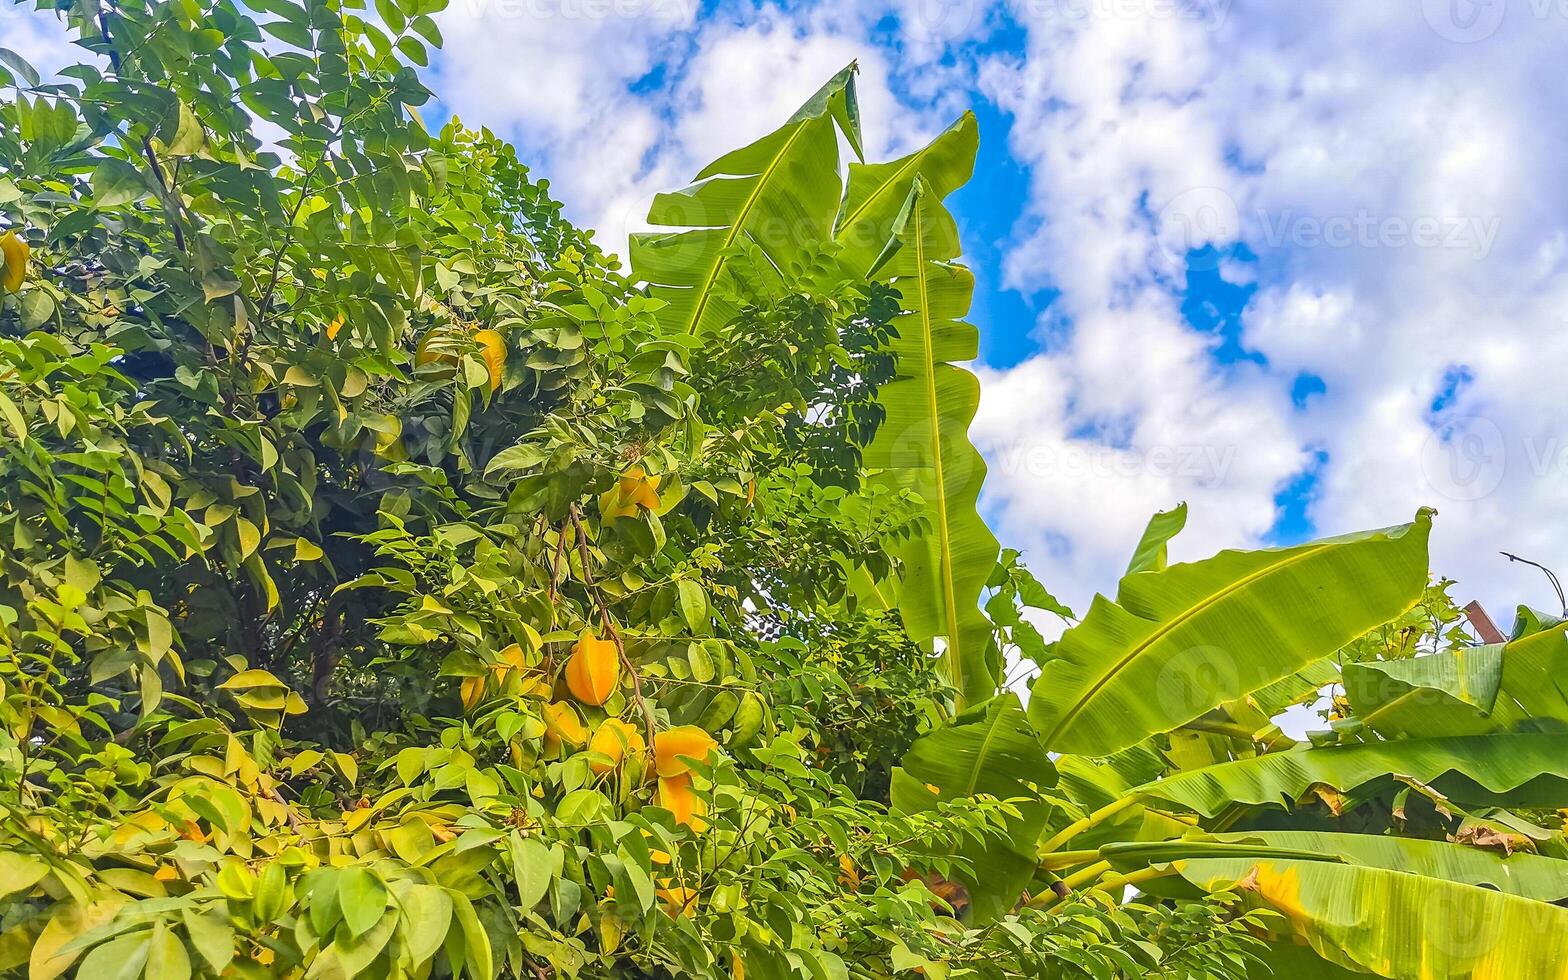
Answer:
xmin=676 ymin=579 xmax=707 ymax=631
xmin=0 ymin=391 xmax=26 ymax=444
xmin=1029 ymin=510 xmax=1433 ymax=756
xmin=336 ymin=867 xmax=388 ymax=938
xmin=235 ymin=516 xmax=261 ymax=561
xmin=1345 ymin=622 xmax=1568 ymax=737
xmin=396 ymin=884 xmax=453 ymax=966
xmin=168 ymin=102 xmax=205 ymax=156
xmin=144 ymin=922 xmax=191 ymax=980
xmin=629 ymin=64 xmax=859 ymax=335
xmin=508 ymin=833 xmax=554 ymax=910
xmin=892 ymin=694 xmax=1055 ymax=922
xmin=834 ymin=111 xmax=977 ymax=277
xmin=0 ymin=47 xmax=41 ymax=88
xmin=1125 ymin=503 xmax=1188 ymax=575
xmin=863 ymin=173 xmax=999 ymax=709
xmin=334 ymin=908 xmax=398 ymax=976
xmin=1105 ymin=830 xmax=1568 ymax=901
xmin=91 ymin=159 xmax=148 ymax=208
xmin=180 ymin=908 xmax=233 ymax=974
xmin=76 ymin=932 xmax=151 ymax=980
xmin=1135 ymin=732 xmax=1568 ymax=816
xmin=0 ymin=851 xmax=49 ymax=900
xmin=449 ymin=890 xmax=493 ymax=979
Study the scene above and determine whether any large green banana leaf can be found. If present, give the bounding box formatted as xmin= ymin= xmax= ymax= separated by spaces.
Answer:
xmin=1028 ymin=511 xmax=1433 ymax=756
xmin=629 ymin=65 xmax=860 ymax=335
xmin=1125 ymin=502 xmax=1187 ymax=575
xmin=861 ymin=173 xmax=999 ymax=708
xmin=833 ymin=112 xmax=977 ymax=276
xmin=1134 ymin=732 xmax=1568 ymax=817
xmin=890 ymin=694 xmax=1055 ymax=922
xmin=1103 ymin=830 xmax=1568 ymax=901
xmin=1345 ymin=622 xmax=1568 ymax=737
xmin=1177 ymin=855 xmax=1568 ymax=979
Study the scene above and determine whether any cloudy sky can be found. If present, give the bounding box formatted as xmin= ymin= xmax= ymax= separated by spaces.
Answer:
xmin=12 ymin=0 xmax=1568 ymax=627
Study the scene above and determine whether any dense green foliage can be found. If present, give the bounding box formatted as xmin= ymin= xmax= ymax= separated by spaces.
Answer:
xmin=2 ymin=1 xmax=1566 ymax=979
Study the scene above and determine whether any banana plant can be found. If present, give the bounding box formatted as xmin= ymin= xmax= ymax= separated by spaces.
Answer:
xmin=630 ymin=64 xmax=861 ymax=335
xmin=859 ymin=170 xmax=1001 ymax=709
xmin=1029 ymin=509 xmax=1433 ymax=756
xmin=632 ymin=81 xmax=1001 ymax=709
xmin=1344 ymin=620 xmax=1568 ymax=736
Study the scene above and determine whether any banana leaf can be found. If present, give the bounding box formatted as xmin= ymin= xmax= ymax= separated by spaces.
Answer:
xmin=1029 ymin=511 xmax=1433 ymax=756
xmin=1178 ymin=855 xmax=1568 ymax=979
xmin=1134 ymin=732 xmax=1568 ymax=817
xmin=630 ymin=65 xmax=860 ymax=335
xmin=862 ymin=173 xmax=999 ymax=708
xmin=834 ymin=111 xmax=977 ymax=277
xmin=891 ymin=694 xmax=1055 ymax=922
xmin=1345 ymin=622 xmax=1568 ymax=737
xmin=1125 ymin=502 xmax=1187 ymax=575
xmin=1511 ymin=605 xmax=1566 ymax=640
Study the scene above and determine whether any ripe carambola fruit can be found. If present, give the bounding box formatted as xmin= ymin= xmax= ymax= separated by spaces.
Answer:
xmin=473 ymin=328 xmax=506 ymax=389
xmin=657 ymin=772 xmax=708 ymax=831
xmin=653 ymin=726 xmax=717 ymax=778
xmin=589 ymin=718 xmax=644 ymax=775
xmin=543 ymin=701 xmax=588 ymax=749
xmin=566 ymin=632 xmax=621 ymax=705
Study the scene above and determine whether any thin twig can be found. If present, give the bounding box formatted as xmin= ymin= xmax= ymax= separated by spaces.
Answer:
xmin=567 ymin=504 xmax=656 ymax=745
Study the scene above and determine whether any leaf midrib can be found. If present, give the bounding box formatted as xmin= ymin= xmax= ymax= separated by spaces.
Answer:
xmin=684 ymin=118 xmax=815 ymax=335
xmin=908 ymin=199 xmax=965 ymax=699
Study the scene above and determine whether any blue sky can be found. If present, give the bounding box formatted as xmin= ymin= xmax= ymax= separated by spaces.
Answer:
xmin=13 ymin=0 xmax=1568 ymax=624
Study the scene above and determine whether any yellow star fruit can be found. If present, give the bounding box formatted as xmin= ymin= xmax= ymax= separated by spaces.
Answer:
xmin=542 ymin=701 xmax=588 ymax=750
xmin=657 ymin=772 xmax=708 ymax=831
xmin=1 ymin=230 xmax=30 ymax=293
xmin=652 ymin=725 xmax=717 ymax=778
xmin=565 ymin=631 xmax=620 ymax=705
xmin=473 ymin=328 xmax=506 ymax=389
xmin=588 ymin=718 xmax=644 ymax=775
xmin=600 ymin=465 xmax=662 ymax=521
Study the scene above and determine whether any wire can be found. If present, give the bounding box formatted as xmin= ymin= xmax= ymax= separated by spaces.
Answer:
xmin=1500 ymin=552 xmax=1568 ymax=617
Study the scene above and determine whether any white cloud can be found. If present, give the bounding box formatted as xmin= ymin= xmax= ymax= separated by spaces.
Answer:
xmin=429 ymin=2 xmax=925 ymax=261
xmin=977 ymin=0 xmax=1568 ymax=623
xmin=1 ymin=6 xmax=83 ymax=78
